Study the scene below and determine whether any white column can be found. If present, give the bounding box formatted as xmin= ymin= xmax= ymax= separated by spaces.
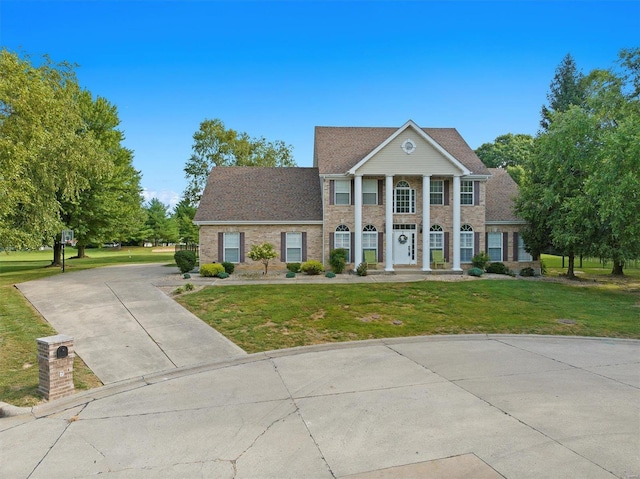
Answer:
xmin=354 ymin=175 xmax=363 ymax=266
xmin=452 ymin=175 xmax=462 ymax=271
xmin=385 ymin=175 xmax=394 ymax=272
xmin=422 ymin=175 xmax=431 ymax=271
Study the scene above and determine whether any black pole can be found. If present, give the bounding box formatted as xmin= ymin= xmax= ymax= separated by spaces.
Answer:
xmin=62 ymin=243 xmax=65 ymax=273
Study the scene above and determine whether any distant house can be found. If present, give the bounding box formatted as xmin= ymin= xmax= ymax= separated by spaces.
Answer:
xmin=194 ymin=120 xmax=536 ymax=273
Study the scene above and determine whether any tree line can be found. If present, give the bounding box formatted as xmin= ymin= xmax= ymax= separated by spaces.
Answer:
xmin=475 ymin=49 xmax=639 ymax=277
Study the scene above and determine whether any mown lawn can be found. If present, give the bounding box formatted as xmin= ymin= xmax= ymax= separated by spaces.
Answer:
xmin=0 ymin=247 xmax=174 ymax=407
xmin=176 ymin=278 xmax=640 ymax=353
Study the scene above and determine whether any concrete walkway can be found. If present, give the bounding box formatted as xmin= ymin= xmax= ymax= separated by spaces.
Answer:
xmin=4 ymin=264 xmax=640 ymax=478
xmin=16 ymin=264 xmax=246 ymax=384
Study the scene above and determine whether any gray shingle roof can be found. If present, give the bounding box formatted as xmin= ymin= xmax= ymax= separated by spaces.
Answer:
xmin=485 ymin=168 xmax=523 ymax=222
xmin=194 ymin=167 xmax=322 ymax=223
xmin=313 ymin=126 xmax=491 ymax=176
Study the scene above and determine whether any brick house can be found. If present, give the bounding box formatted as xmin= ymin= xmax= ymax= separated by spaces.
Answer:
xmin=194 ymin=120 xmax=536 ymax=273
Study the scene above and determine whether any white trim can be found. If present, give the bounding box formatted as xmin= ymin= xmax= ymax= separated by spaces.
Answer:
xmin=485 ymin=220 xmax=527 ymax=225
xmin=422 ymin=175 xmax=431 ymax=272
xmin=452 ymin=175 xmax=462 ymax=271
xmin=385 ymin=175 xmax=394 ymax=272
xmin=194 ymin=220 xmax=323 ymax=226
xmin=348 ymin=120 xmax=471 ymax=176
xmin=354 ymin=175 xmax=363 ymax=265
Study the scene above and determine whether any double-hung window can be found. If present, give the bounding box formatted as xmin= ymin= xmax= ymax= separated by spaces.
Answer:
xmin=362 ymin=225 xmax=378 ymax=261
xmin=335 ymin=225 xmax=351 ymax=263
xmin=461 ymin=180 xmax=474 ymax=205
xmin=394 ymin=181 xmax=415 ymax=213
xmin=430 ymin=180 xmax=444 ymax=205
xmin=487 ymin=232 xmax=502 ymax=262
xmin=518 ymin=235 xmax=533 ymax=261
xmin=362 ymin=179 xmax=378 ymax=205
xmin=429 ymin=224 xmax=444 ymax=261
xmin=286 ymin=232 xmax=302 ymax=262
xmin=334 ymin=180 xmax=351 ymax=205
xmin=224 ymin=232 xmax=240 ymax=263
xmin=460 ymin=224 xmax=474 ymax=263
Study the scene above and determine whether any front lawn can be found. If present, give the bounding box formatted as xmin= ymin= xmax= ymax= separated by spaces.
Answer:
xmin=176 ymin=279 xmax=640 ymax=353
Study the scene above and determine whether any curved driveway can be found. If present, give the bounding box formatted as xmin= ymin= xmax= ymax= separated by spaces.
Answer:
xmin=3 ymin=265 xmax=639 ymax=478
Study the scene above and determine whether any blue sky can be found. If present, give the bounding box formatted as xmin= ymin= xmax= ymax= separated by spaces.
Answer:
xmin=2 ymin=1 xmax=638 ymax=209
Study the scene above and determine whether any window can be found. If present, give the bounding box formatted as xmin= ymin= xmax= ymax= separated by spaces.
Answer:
xmin=518 ymin=235 xmax=533 ymax=262
xmin=286 ymin=232 xmax=302 ymax=262
xmin=394 ymin=180 xmax=415 ymax=213
xmin=335 ymin=224 xmax=351 ymax=263
xmin=430 ymin=180 xmax=444 ymax=205
xmin=429 ymin=224 xmax=444 ymax=261
xmin=460 ymin=224 xmax=474 ymax=263
xmin=461 ymin=180 xmax=474 ymax=206
xmin=362 ymin=224 xmax=378 ymax=262
xmin=487 ymin=232 xmax=502 ymax=262
xmin=224 ymin=232 xmax=240 ymax=263
xmin=363 ymin=179 xmax=378 ymax=205
xmin=334 ymin=180 xmax=351 ymax=205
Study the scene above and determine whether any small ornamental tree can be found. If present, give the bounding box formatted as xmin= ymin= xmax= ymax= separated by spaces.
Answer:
xmin=247 ymin=242 xmax=278 ymax=275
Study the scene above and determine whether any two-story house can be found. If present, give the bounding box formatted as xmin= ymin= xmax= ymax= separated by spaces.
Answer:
xmin=194 ymin=120 xmax=536 ymax=273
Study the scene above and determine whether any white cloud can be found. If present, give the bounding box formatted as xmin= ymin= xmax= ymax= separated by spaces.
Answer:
xmin=142 ymin=189 xmax=181 ymax=210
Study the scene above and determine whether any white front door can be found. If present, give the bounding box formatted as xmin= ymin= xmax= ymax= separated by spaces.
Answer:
xmin=393 ymin=231 xmax=416 ymax=265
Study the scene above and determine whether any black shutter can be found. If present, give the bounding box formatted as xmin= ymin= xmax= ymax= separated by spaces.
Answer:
xmin=329 ymin=180 xmax=335 ymax=205
xmin=239 ymin=232 xmax=245 ymax=263
xmin=513 ymin=232 xmax=519 ymax=261
xmin=485 ymin=232 xmax=489 ymax=254
xmin=378 ymin=180 xmax=384 ymax=205
xmin=444 ymin=180 xmax=450 ymax=206
xmin=218 ymin=232 xmax=224 ymax=262
xmin=474 ymin=181 xmax=480 ymax=206
xmin=378 ymin=232 xmax=384 ymax=262
xmin=502 ymin=232 xmax=508 ymax=262
xmin=351 ymin=180 xmax=355 ymax=205
xmin=281 ymin=232 xmax=286 ymax=262
xmin=302 ymin=232 xmax=307 ymax=262
xmin=474 ymin=232 xmax=480 ymax=257
xmin=444 ymin=232 xmax=450 ymax=262
xmin=350 ymin=233 xmax=355 ymax=263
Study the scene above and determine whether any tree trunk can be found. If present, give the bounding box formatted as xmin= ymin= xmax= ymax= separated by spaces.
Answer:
xmin=611 ymin=260 xmax=625 ymax=276
xmin=51 ymin=241 xmax=62 ymax=266
xmin=76 ymin=244 xmax=87 ymax=258
xmin=566 ymin=253 xmax=577 ymax=279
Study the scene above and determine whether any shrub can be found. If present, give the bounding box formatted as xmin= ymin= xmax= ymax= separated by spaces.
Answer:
xmin=356 ymin=262 xmax=368 ymax=276
xmin=217 ymin=272 xmax=229 ymax=279
xmin=471 ymin=252 xmax=490 ymax=270
xmin=185 ymin=283 xmax=194 ymax=291
xmin=468 ymin=267 xmax=484 ymax=277
xmin=183 ymin=273 xmax=191 ymax=279
xmin=174 ymin=250 xmax=197 ymax=273
xmin=286 ymin=271 xmax=296 ymax=278
xmin=200 ymin=263 xmax=225 ymax=277
xmin=247 ymin=242 xmax=278 ymax=274
xmin=286 ymin=263 xmax=301 ymax=273
xmin=173 ymin=286 xmax=185 ymax=295
xmin=520 ymin=267 xmax=536 ymax=277
xmin=325 ymin=271 xmax=336 ymax=278
xmin=300 ymin=260 xmax=324 ymax=275
xmin=221 ymin=261 xmax=235 ymax=275
xmin=329 ymin=248 xmax=348 ymax=274
xmin=486 ymin=262 xmax=508 ymax=274
xmin=540 ymin=259 xmax=547 ymax=276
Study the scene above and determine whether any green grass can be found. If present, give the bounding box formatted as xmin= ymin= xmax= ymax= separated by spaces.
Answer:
xmin=176 ymin=279 xmax=640 ymax=353
xmin=0 ymin=247 xmax=175 ymax=407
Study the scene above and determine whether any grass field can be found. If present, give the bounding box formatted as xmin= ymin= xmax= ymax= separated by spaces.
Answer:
xmin=0 ymin=247 xmax=175 ymax=407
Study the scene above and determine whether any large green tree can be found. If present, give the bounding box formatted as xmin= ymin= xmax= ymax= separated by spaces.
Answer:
xmin=173 ymin=198 xmax=199 ymax=244
xmin=0 ymin=50 xmax=104 ymax=250
xmin=474 ymin=133 xmax=534 ymax=184
xmin=144 ymin=198 xmax=179 ymax=246
xmin=183 ymin=118 xmax=296 ymax=204
xmin=540 ymin=53 xmax=587 ymax=130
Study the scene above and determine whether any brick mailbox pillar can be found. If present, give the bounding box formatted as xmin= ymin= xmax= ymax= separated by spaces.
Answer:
xmin=37 ymin=334 xmax=75 ymax=401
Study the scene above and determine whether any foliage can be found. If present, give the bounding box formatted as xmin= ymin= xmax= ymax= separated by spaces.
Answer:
xmin=475 ymin=133 xmax=535 ymax=170
xmin=471 ymin=252 xmax=490 ymax=270
xmin=356 ymin=262 xmax=368 ymax=276
xmin=300 ymin=260 xmax=324 ymax=275
xmin=325 ymin=272 xmax=336 ymax=278
xmin=174 ymin=250 xmax=196 ymax=273
xmin=183 ymin=118 xmax=296 ymax=204
xmin=247 ymin=242 xmax=278 ymax=274
xmin=467 ymin=267 xmax=484 ymax=277
xmin=519 ymin=267 xmax=536 ymax=277
xmin=221 ymin=261 xmax=235 ymax=275
xmin=200 ymin=263 xmax=225 ymax=277
xmin=486 ymin=262 xmax=508 ymax=274
xmin=144 ymin=198 xmax=179 ymax=246
xmin=286 ymin=271 xmax=296 ymax=278
xmin=540 ymin=53 xmax=587 ymax=130
xmin=173 ymin=198 xmax=199 ymax=244
xmin=286 ymin=262 xmax=301 ymax=273
xmin=329 ymin=248 xmax=348 ymax=274
xmin=218 ymin=272 xmax=230 ymax=279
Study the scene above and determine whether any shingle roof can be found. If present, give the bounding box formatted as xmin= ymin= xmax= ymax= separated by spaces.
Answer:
xmin=313 ymin=126 xmax=491 ymax=176
xmin=194 ymin=167 xmax=323 ymax=223
xmin=485 ymin=168 xmax=523 ymax=222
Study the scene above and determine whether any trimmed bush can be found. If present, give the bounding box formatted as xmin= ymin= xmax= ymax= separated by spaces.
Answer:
xmin=174 ymin=250 xmax=196 ymax=273
xmin=185 ymin=283 xmax=194 ymax=291
xmin=520 ymin=267 xmax=536 ymax=277
xmin=325 ymin=271 xmax=336 ymax=278
xmin=356 ymin=262 xmax=368 ymax=276
xmin=329 ymin=248 xmax=348 ymax=274
xmin=200 ymin=263 xmax=225 ymax=277
xmin=286 ymin=263 xmax=301 ymax=273
xmin=221 ymin=261 xmax=235 ymax=275
xmin=486 ymin=262 xmax=508 ymax=274
xmin=468 ymin=267 xmax=484 ymax=277
xmin=217 ymin=272 xmax=230 ymax=279
xmin=471 ymin=252 xmax=490 ymax=270
xmin=183 ymin=273 xmax=191 ymax=279
xmin=300 ymin=260 xmax=324 ymax=275
xmin=286 ymin=271 xmax=296 ymax=278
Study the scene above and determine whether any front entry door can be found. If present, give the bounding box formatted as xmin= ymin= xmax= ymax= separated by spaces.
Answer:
xmin=393 ymin=231 xmax=416 ymax=265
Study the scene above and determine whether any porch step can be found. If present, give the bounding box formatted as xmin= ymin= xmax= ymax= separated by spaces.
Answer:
xmin=367 ymin=268 xmax=463 ymax=276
